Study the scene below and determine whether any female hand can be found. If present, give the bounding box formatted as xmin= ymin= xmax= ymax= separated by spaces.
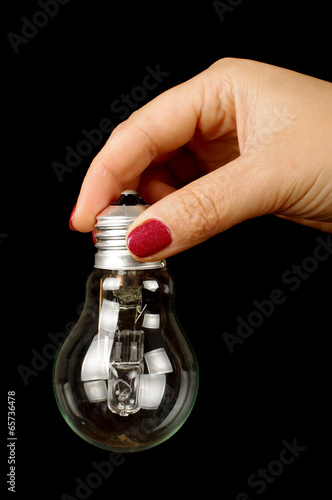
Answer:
xmin=70 ymin=58 xmax=332 ymax=260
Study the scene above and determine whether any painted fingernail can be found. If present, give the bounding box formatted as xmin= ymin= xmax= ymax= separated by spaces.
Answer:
xmin=69 ymin=204 xmax=77 ymax=231
xmin=127 ymin=219 xmax=172 ymax=258
xmin=92 ymin=229 xmax=97 ymax=244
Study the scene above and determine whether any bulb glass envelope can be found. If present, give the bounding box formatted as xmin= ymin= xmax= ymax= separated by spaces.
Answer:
xmin=54 ymin=268 xmax=198 ymax=452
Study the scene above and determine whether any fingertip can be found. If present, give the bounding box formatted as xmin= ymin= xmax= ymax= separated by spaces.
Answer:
xmin=68 ymin=203 xmax=97 ymax=233
xmin=127 ymin=218 xmax=173 ymax=259
xmin=69 ymin=204 xmax=77 ymax=231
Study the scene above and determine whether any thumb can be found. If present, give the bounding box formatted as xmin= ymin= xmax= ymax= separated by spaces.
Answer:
xmin=126 ymin=152 xmax=281 ymax=261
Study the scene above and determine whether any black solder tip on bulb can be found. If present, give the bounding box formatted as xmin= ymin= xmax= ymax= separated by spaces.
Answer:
xmin=112 ymin=190 xmax=148 ymax=207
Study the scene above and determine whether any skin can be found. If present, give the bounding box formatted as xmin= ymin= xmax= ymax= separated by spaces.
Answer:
xmin=70 ymin=58 xmax=332 ymax=260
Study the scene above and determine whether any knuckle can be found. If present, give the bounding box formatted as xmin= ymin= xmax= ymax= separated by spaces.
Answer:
xmin=131 ymin=121 xmax=159 ymax=161
xmin=175 ymin=184 xmax=221 ymax=242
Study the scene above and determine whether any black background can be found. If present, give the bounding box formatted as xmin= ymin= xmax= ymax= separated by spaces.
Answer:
xmin=2 ymin=1 xmax=331 ymax=498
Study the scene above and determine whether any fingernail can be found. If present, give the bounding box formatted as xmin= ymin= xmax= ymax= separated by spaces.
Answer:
xmin=92 ymin=229 xmax=97 ymax=244
xmin=69 ymin=204 xmax=77 ymax=231
xmin=127 ymin=219 xmax=172 ymax=258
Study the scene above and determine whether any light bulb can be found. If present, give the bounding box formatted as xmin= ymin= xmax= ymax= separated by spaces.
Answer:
xmin=53 ymin=191 xmax=199 ymax=453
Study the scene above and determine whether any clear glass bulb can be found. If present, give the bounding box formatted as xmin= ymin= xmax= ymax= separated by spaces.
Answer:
xmin=53 ymin=191 xmax=199 ymax=452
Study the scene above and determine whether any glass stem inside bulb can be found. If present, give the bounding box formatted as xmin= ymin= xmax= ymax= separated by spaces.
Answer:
xmin=108 ymin=330 xmax=144 ymax=416
xmin=102 ymin=280 xmax=145 ymax=417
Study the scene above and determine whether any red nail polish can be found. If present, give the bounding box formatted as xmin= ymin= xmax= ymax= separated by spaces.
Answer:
xmin=69 ymin=204 xmax=77 ymax=231
xmin=127 ymin=219 xmax=172 ymax=258
xmin=92 ymin=229 xmax=97 ymax=244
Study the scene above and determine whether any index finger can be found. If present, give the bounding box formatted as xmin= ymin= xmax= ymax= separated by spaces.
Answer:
xmin=72 ymin=79 xmax=202 ymax=232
